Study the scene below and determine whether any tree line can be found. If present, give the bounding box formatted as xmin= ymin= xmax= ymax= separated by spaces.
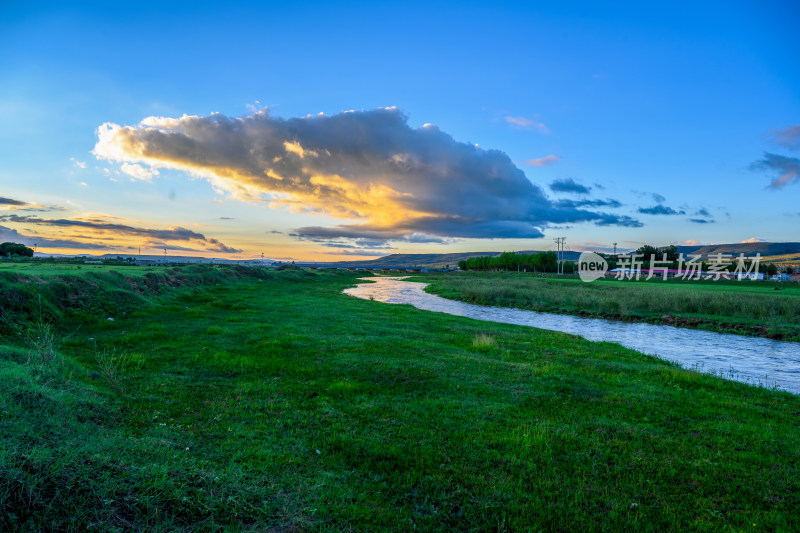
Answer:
xmin=457 ymin=245 xmax=785 ymax=277
xmin=0 ymin=242 xmax=33 ymax=258
xmin=458 ymin=251 xmax=572 ymax=273
xmin=622 ymin=244 xmax=779 ymax=276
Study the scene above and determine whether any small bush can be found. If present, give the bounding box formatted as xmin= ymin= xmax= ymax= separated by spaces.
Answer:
xmin=94 ymin=348 xmax=128 ymax=396
xmin=24 ymin=318 xmax=65 ymax=381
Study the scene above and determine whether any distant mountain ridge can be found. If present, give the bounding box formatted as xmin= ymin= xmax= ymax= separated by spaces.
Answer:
xmin=324 ymin=242 xmax=800 ymax=268
xmin=32 ymin=242 xmax=800 ymax=268
xmin=320 ymin=250 xmax=582 ymax=268
xmin=675 ymin=242 xmax=800 ymax=257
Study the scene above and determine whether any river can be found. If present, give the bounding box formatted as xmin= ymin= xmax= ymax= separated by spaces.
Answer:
xmin=344 ymin=277 xmax=800 ymax=394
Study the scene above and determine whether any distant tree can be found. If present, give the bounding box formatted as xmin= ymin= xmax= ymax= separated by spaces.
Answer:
xmin=786 ymin=267 xmax=794 ymax=275
xmin=635 ymin=244 xmax=659 ymax=261
xmin=0 ymin=242 xmax=33 ymax=257
xmin=659 ymin=245 xmax=679 ymax=262
xmin=767 ymin=263 xmax=778 ymax=276
xmin=635 ymin=244 xmax=663 ymax=265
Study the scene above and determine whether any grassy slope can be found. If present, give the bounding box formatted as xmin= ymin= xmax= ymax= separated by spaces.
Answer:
xmin=0 ymin=261 xmax=171 ymax=277
xmin=420 ymin=272 xmax=800 ymax=341
xmin=1 ymin=267 xmax=799 ymax=531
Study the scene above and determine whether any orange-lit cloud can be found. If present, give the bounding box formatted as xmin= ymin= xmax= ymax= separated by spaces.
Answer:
xmin=1 ymin=214 xmax=241 ymax=254
xmin=750 ymin=153 xmax=800 ymax=189
xmin=525 ymin=154 xmax=559 ymax=167
xmin=0 ymin=196 xmax=65 ymax=212
xmin=94 ymin=107 xmax=639 ymax=245
xmin=505 ymin=115 xmax=548 ymax=134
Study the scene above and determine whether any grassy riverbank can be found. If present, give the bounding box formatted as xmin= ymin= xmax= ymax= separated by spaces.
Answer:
xmin=1 ymin=266 xmax=799 ymax=530
xmin=420 ymin=272 xmax=800 ymax=341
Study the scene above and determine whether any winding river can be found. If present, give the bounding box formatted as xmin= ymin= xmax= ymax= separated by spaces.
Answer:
xmin=344 ymin=277 xmax=800 ymax=394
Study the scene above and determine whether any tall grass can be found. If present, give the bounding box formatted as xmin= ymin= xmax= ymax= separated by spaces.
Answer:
xmin=424 ymin=273 xmax=800 ymax=339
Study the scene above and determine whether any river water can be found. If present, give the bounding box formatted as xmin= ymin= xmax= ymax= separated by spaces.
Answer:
xmin=344 ymin=277 xmax=800 ymax=394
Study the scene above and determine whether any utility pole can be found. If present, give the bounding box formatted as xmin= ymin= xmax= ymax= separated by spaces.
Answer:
xmin=553 ymin=237 xmax=566 ymax=274
xmin=613 ymin=242 xmax=617 ymax=256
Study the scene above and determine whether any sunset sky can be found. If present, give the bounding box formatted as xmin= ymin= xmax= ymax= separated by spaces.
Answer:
xmin=1 ymin=2 xmax=798 ymax=260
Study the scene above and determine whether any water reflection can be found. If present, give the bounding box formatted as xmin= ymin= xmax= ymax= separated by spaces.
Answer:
xmin=344 ymin=277 xmax=800 ymax=394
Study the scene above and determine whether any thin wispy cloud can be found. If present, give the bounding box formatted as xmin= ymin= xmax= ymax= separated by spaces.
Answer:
xmin=556 ymin=198 xmax=622 ymax=209
xmin=93 ymin=107 xmax=639 ymax=244
xmin=637 ymin=205 xmax=686 ymax=216
xmin=750 ymin=152 xmax=800 ymax=189
xmin=504 ymin=116 xmax=548 ymax=134
xmin=525 ymin=154 xmax=559 ymax=167
xmin=1 ymin=215 xmax=241 ymax=253
xmin=0 ymin=225 xmax=110 ymax=250
xmin=770 ymin=125 xmax=800 ymax=151
xmin=0 ymin=197 xmax=27 ymax=206
xmin=0 ymin=197 xmax=64 ymax=212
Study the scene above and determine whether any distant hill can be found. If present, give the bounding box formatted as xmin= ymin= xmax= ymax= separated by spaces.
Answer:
xmin=676 ymin=242 xmax=800 ymax=257
xmin=35 ymin=253 xmax=275 ymax=264
xmin=319 ymin=243 xmax=800 ymax=268
xmin=315 ymin=250 xmax=581 ymax=268
xmin=34 ymin=242 xmax=800 ymax=269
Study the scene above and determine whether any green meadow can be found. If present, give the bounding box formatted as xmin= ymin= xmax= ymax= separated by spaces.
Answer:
xmin=0 ymin=260 xmax=170 ymax=277
xmin=1 ymin=265 xmax=799 ymax=530
xmin=421 ymin=272 xmax=800 ymax=341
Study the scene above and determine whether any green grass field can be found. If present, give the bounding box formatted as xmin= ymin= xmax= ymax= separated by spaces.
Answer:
xmin=0 ymin=260 xmax=171 ymax=277
xmin=1 ymin=265 xmax=799 ymax=530
xmin=420 ymin=272 xmax=800 ymax=340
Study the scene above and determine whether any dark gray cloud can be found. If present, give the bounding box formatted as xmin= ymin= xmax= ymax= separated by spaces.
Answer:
xmin=750 ymin=152 xmax=800 ymax=188
xmin=292 ymin=227 xmax=450 ymax=250
xmin=556 ymin=198 xmax=622 ymax=209
xmin=695 ymin=207 xmax=712 ymax=217
xmin=0 ymin=197 xmax=64 ymax=212
xmin=637 ymin=205 xmax=686 ymax=215
xmin=0 ymin=197 xmax=27 ymax=206
xmin=0 ymin=225 xmax=109 ymax=250
xmin=325 ymin=249 xmax=391 ymax=256
xmin=549 ymin=177 xmax=591 ymax=195
xmin=592 ymin=214 xmax=643 ymax=227
xmin=95 ymin=107 xmax=640 ymax=242
xmin=1 ymin=215 xmax=241 ymax=253
xmin=689 ymin=218 xmax=714 ymax=224
xmin=771 ymin=125 xmax=800 ymax=150
xmin=651 ymin=193 xmax=666 ymax=204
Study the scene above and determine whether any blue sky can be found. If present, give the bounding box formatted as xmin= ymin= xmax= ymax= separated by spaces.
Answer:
xmin=1 ymin=1 xmax=798 ymax=259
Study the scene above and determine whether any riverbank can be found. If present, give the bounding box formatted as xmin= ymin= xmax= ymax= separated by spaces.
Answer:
xmin=418 ymin=272 xmax=800 ymax=341
xmin=2 ymin=266 xmax=799 ymax=530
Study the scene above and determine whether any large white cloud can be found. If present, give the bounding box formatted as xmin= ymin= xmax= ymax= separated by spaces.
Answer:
xmin=94 ymin=107 xmax=639 ymax=241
